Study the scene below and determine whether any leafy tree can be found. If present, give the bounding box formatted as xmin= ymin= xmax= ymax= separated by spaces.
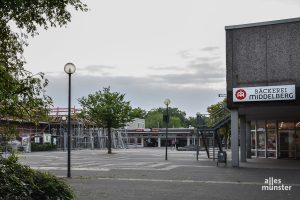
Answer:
xmin=206 ymin=98 xmax=231 ymax=149
xmin=0 ymin=0 xmax=87 ymax=145
xmin=186 ymin=116 xmax=197 ymax=128
xmin=145 ymin=111 xmax=163 ymax=128
xmin=78 ymin=87 xmax=134 ymax=154
xmin=169 ymin=116 xmax=181 ymax=128
xmin=145 ymin=108 xmax=185 ymax=128
xmin=131 ymin=107 xmax=147 ymax=119
xmin=155 ymin=107 xmax=188 ymax=126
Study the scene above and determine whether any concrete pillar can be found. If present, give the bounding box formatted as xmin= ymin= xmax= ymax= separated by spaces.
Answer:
xmin=231 ymin=110 xmax=239 ymax=167
xmin=187 ymin=136 xmax=190 ymax=146
xmin=158 ymin=137 xmax=161 ymax=147
xmin=246 ymin=121 xmax=251 ymax=158
xmin=240 ymin=115 xmax=246 ymax=162
xmin=141 ymin=137 xmax=144 ymax=147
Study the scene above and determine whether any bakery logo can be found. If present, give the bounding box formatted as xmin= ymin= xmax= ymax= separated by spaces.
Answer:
xmin=235 ymin=89 xmax=246 ymax=100
xmin=261 ymin=177 xmax=292 ymax=191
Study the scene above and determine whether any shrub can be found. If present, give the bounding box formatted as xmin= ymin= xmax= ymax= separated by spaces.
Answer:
xmin=0 ymin=153 xmax=77 ymax=199
xmin=31 ymin=143 xmax=57 ymax=152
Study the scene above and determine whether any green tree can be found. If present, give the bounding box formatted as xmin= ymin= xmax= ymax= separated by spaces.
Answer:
xmin=145 ymin=108 xmax=186 ymax=128
xmin=169 ymin=117 xmax=181 ymax=128
xmin=78 ymin=87 xmax=134 ymax=154
xmin=206 ymin=98 xmax=231 ymax=149
xmin=155 ymin=107 xmax=188 ymax=126
xmin=186 ymin=116 xmax=197 ymax=127
xmin=131 ymin=107 xmax=147 ymax=119
xmin=0 ymin=0 xmax=87 ymax=145
xmin=145 ymin=111 xmax=163 ymax=128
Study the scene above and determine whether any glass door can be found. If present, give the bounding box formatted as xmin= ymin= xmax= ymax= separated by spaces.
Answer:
xmin=266 ymin=121 xmax=277 ymax=158
xmin=257 ymin=121 xmax=266 ymax=157
xmin=278 ymin=121 xmax=295 ymax=158
xmin=295 ymin=122 xmax=300 ymax=158
xmin=251 ymin=121 xmax=256 ymax=157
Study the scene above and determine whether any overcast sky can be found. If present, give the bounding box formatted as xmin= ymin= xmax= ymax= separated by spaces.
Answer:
xmin=23 ymin=0 xmax=300 ymax=116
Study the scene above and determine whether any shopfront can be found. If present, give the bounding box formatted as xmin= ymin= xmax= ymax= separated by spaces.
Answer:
xmin=226 ymin=17 xmax=300 ymax=166
xmin=251 ymin=120 xmax=300 ymax=159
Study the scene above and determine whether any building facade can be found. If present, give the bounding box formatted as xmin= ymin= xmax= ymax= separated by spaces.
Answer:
xmin=226 ymin=18 xmax=300 ymax=167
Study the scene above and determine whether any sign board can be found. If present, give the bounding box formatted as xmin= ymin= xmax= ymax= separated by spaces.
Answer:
xmin=22 ymin=137 xmax=29 ymax=146
xmin=233 ymin=85 xmax=295 ymax=102
xmin=43 ymin=133 xmax=51 ymax=143
xmin=151 ymin=128 xmax=160 ymax=132
xmin=35 ymin=137 xmax=40 ymax=144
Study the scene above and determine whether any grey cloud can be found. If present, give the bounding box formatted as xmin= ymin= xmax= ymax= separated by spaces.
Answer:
xmin=178 ymin=49 xmax=195 ymax=59
xmin=190 ymin=56 xmax=220 ymax=63
xmin=148 ymin=66 xmax=183 ymax=71
xmin=201 ymin=46 xmax=220 ymax=51
xmin=155 ymin=62 xmax=225 ymax=85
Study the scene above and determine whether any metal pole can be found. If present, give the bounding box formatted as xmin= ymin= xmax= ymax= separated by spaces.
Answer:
xmin=213 ymin=131 xmax=215 ymax=161
xmin=165 ymin=105 xmax=169 ymax=160
xmin=67 ymin=73 xmax=71 ymax=178
xmin=196 ymin=127 xmax=199 ymax=161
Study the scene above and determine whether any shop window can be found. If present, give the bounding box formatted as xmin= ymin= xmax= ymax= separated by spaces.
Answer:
xmin=257 ymin=120 xmax=266 ymax=157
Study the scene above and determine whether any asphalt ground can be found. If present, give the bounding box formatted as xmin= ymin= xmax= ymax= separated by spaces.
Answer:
xmin=18 ymin=148 xmax=300 ymax=200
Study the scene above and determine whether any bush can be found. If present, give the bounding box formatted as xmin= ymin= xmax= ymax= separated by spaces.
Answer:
xmin=31 ymin=143 xmax=57 ymax=152
xmin=0 ymin=153 xmax=77 ymax=199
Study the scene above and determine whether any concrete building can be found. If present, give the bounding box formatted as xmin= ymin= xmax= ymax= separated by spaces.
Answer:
xmin=226 ymin=18 xmax=300 ymax=167
xmin=126 ymin=118 xmax=145 ymax=130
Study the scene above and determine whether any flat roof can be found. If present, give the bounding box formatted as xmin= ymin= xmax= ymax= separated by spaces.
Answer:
xmin=225 ymin=17 xmax=300 ymax=30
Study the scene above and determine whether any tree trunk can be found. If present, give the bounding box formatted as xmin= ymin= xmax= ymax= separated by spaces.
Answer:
xmin=107 ymin=126 xmax=112 ymax=154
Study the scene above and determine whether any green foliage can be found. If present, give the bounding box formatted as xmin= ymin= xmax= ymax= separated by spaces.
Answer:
xmin=145 ymin=111 xmax=163 ymax=128
xmin=206 ymin=98 xmax=231 ymax=148
xmin=0 ymin=65 xmax=52 ymax=123
xmin=145 ymin=107 xmax=188 ymax=128
xmin=186 ymin=116 xmax=197 ymax=127
xmin=31 ymin=143 xmax=57 ymax=152
xmin=0 ymin=0 xmax=87 ymax=156
xmin=131 ymin=107 xmax=147 ymax=119
xmin=206 ymin=98 xmax=228 ymax=126
xmin=0 ymin=153 xmax=77 ymax=199
xmin=0 ymin=124 xmax=17 ymax=148
xmin=78 ymin=87 xmax=134 ymax=153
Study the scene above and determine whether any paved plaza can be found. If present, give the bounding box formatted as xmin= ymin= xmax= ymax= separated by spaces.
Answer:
xmin=19 ymin=148 xmax=300 ymax=200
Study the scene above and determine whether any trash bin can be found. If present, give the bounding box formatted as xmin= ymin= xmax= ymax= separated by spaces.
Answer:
xmin=217 ymin=150 xmax=227 ymax=166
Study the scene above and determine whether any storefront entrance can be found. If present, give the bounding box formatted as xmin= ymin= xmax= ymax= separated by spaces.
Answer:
xmin=251 ymin=121 xmax=300 ymax=159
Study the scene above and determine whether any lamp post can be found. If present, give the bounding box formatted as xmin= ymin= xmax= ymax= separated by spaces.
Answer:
xmin=196 ymin=112 xmax=201 ymax=161
xmin=164 ymin=98 xmax=171 ymax=160
xmin=64 ymin=63 xmax=76 ymax=178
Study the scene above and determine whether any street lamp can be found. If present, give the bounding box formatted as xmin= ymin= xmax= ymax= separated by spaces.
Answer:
xmin=64 ymin=63 xmax=76 ymax=178
xmin=164 ymin=98 xmax=171 ymax=160
xmin=196 ymin=112 xmax=201 ymax=161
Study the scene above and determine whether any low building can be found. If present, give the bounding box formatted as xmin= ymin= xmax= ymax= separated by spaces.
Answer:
xmin=226 ymin=17 xmax=300 ymax=167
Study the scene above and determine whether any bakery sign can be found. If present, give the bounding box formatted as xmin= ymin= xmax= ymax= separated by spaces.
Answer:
xmin=233 ymin=85 xmax=295 ymax=102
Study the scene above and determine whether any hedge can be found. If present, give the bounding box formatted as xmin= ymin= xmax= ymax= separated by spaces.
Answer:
xmin=31 ymin=143 xmax=57 ymax=152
